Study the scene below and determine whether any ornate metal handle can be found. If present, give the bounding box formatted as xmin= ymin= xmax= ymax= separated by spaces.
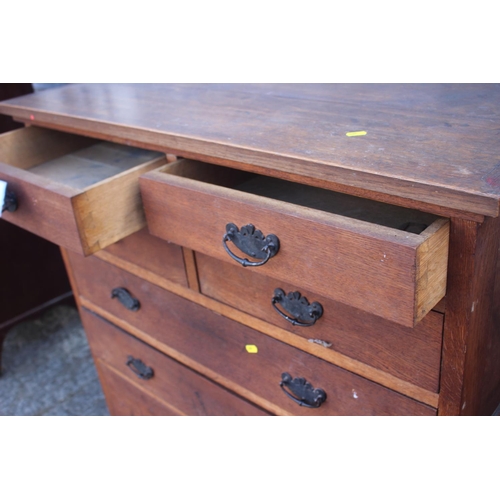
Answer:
xmin=272 ymin=288 xmax=323 ymax=327
xmin=1 ymin=189 xmax=18 ymax=213
xmin=111 ymin=287 xmax=140 ymax=311
xmin=222 ymin=223 xmax=279 ymax=267
xmin=126 ymin=356 xmax=154 ymax=380
xmin=280 ymin=372 xmax=326 ymax=408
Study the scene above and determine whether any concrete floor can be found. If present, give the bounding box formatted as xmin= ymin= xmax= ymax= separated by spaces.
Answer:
xmin=0 ymin=304 xmax=109 ymax=416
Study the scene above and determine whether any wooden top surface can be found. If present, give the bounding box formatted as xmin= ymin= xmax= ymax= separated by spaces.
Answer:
xmin=1 ymin=83 xmax=499 ymax=217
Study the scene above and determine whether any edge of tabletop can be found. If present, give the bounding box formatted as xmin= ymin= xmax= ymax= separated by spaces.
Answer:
xmin=0 ymin=103 xmax=499 ymax=220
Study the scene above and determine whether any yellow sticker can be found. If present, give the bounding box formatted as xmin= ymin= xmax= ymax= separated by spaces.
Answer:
xmin=245 ymin=345 xmax=258 ymax=354
xmin=346 ymin=131 xmax=367 ymax=137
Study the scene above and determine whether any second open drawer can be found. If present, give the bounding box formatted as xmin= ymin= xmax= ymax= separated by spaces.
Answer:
xmin=0 ymin=126 xmax=167 ymax=255
xmin=140 ymin=160 xmax=449 ymax=327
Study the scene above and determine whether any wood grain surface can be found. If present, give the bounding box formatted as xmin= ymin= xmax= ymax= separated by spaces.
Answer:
xmin=80 ymin=293 xmax=435 ymax=416
xmin=96 ymin=360 xmax=182 ymax=416
xmin=439 ymin=216 xmax=500 ymax=415
xmin=67 ymin=251 xmax=435 ymax=415
xmin=141 ymin=162 xmax=448 ymax=326
xmin=91 ymin=247 xmax=439 ymax=406
xmin=195 ymin=252 xmax=443 ymax=393
xmin=0 ymin=126 xmax=167 ymax=255
xmin=99 ymin=228 xmax=188 ymax=288
xmin=0 ymin=84 xmax=498 ymax=217
xmin=83 ymin=309 xmax=269 ymax=416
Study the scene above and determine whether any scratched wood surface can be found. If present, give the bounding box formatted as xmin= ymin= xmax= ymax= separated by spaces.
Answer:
xmin=0 ymin=83 xmax=499 ymax=217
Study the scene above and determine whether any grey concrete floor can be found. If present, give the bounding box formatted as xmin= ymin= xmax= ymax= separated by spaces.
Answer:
xmin=0 ymin=304 xmax=109 ymax=416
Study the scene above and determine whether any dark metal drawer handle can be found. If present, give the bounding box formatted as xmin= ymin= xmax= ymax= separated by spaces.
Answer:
xmin=1 ymin=189 xmax=18 ymax=213
xmin=126 ymin=355 xmax=154 ymax=380
xmin=272 ymin=288 xmax=323 ymax=327
xmin=111 ymin=287 xmax=140 ymax=311
xmin=280 ymin=372 xmax=327 ymax=408
xmin=222 ymin=223 xmax=279 ymax=267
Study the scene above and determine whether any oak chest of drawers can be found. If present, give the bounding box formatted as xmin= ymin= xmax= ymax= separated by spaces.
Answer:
xmin=1 ymin=83 xmax=499 ymax=415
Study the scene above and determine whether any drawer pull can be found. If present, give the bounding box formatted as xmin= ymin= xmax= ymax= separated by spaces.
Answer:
xmin=126 ymin=355 xmax=154 ymax=380
xmin=111 ymin=287 xmax=141 ymax=311
xmin=222 ymin=223 xmax=280 ymax=267
xmin=280 ymin=372 xmax=327 ymax=408
xmin=272 ymin=288 xmax=323 ymax=327
xmin=1 ymin=189 xmax=18 ymax=213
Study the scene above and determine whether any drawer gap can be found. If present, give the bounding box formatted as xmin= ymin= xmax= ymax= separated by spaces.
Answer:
xmin=164 ymin=159 xmax=440 ymax=233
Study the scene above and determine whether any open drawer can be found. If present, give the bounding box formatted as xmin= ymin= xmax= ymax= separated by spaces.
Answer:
xmin=0 ymin=126 xmax=167 ymax=255
xmin=140 ymin=160 xmax=449 ymax=327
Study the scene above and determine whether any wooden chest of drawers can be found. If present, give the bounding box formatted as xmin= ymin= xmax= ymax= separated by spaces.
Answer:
xmin=1 ymin=84 xmax=499 ymax=415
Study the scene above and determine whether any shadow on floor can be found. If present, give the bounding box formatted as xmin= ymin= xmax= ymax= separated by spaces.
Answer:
xmin=0 ymin=305 xmax=109 ymax=416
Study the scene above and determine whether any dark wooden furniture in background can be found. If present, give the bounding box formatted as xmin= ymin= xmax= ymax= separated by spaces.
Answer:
xmin=0 ymin=84 xmax=71 ymax=374
xmin=0 ymin=84 xmax=499 ymax=415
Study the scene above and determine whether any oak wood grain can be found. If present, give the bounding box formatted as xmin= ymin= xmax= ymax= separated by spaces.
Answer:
xmin=0 ymin=126 xmax=167 ymax=255
xmin=91 ymin=248 xmax=440 ymax=407
xmin=67 ymin=250 xmax=437 ymax=414
xmin=0 ymin=126 xmax=97 ymax=169
xmin=140 ymin=161 xmax=449 ymax=326
xmin=96 ymin=360 xmax=182 ymax=416
xmin=182 ymin=247 xmax=201 ymax=292
xmin=439 ymin=217 xmax=500 ymax=415
xmin=83 ymin=309 xmax=269 ymax=416
xmin=78 ymin=295 xmax=435 ymax=416
xmin=71 ymin=155 xmax=166 ymax=254
xmin=99 ymin=228 xmax=188 ymax=288
xmin=0 ymin=83 xmax=498 ymax=217
xmin=195 ymin=252 xmax=443 ymax=393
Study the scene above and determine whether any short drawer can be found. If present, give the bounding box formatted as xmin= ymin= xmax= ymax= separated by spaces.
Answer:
xmin=140 ymin=160 xmax=449 ymax=327
xmin=82 ymin=308 xmax=268 ymax=416
xmin=0 ymin=126 xmax=167 ymax=255
xmin=98 ymin=228 xmax=189 ymax=287
xmin=196 ymin=252 xmax=443 ymax=393
xmin=69 ymin=252 xmax=436 ymax=415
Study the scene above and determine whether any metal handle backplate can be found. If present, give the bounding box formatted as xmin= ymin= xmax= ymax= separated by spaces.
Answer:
xmin=280 ymin=372 xmax=326 ymax=408
xmin=222 ymin=223 xmax=279 ymax=267
xmin=272 ymin=288 xmax=323 ymax=327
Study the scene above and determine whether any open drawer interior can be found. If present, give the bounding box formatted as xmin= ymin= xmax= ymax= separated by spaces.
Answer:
xmin=0 ymin=126 xmax=167 ymax=255
xmin=162 ymin=160 xmax=442 ymax=234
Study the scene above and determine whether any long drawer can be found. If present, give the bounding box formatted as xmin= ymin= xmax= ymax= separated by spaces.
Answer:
xmin=140 ymin=160 xmax=449 ymax=327
xmin=68 ymin=252 xmax=436 ymax=415
xmin=195 ymin=252 xmax=443 ymax=393
xmin=82 ymin=308 xmax=269 ymax=416
xmin=0 ymin=126 xmax=166 ymax=255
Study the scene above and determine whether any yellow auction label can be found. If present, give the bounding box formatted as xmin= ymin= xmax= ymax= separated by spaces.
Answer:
xmin=346 ymin=131 xmax=367 ymax=137
xmin=245 ymin=345 xmax=258 ymax=354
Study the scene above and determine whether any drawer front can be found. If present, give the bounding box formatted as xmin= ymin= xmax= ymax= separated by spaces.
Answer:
xmin=96 ymin=360 xmax=181 ymax=416
xmin=69 ymin=252 xmax=436 ymax=415
xmin=140 ymin=160 xmax=449 ymax=327
xmin=98 ymin=228 xmax=188 ymax=287
xmin=196 ymin=252 xmax=443 ymax=393
xmin=0 ymin=127 xmax=166 ymax=255
xmin=82 ymin=308 xmax=268 ymax=416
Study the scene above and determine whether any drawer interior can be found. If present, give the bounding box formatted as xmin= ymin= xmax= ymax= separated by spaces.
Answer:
xmin=163 ymin=159 xmax=440 ymax=233
xmin=0 ymin=126 xmax=163 ymax=191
